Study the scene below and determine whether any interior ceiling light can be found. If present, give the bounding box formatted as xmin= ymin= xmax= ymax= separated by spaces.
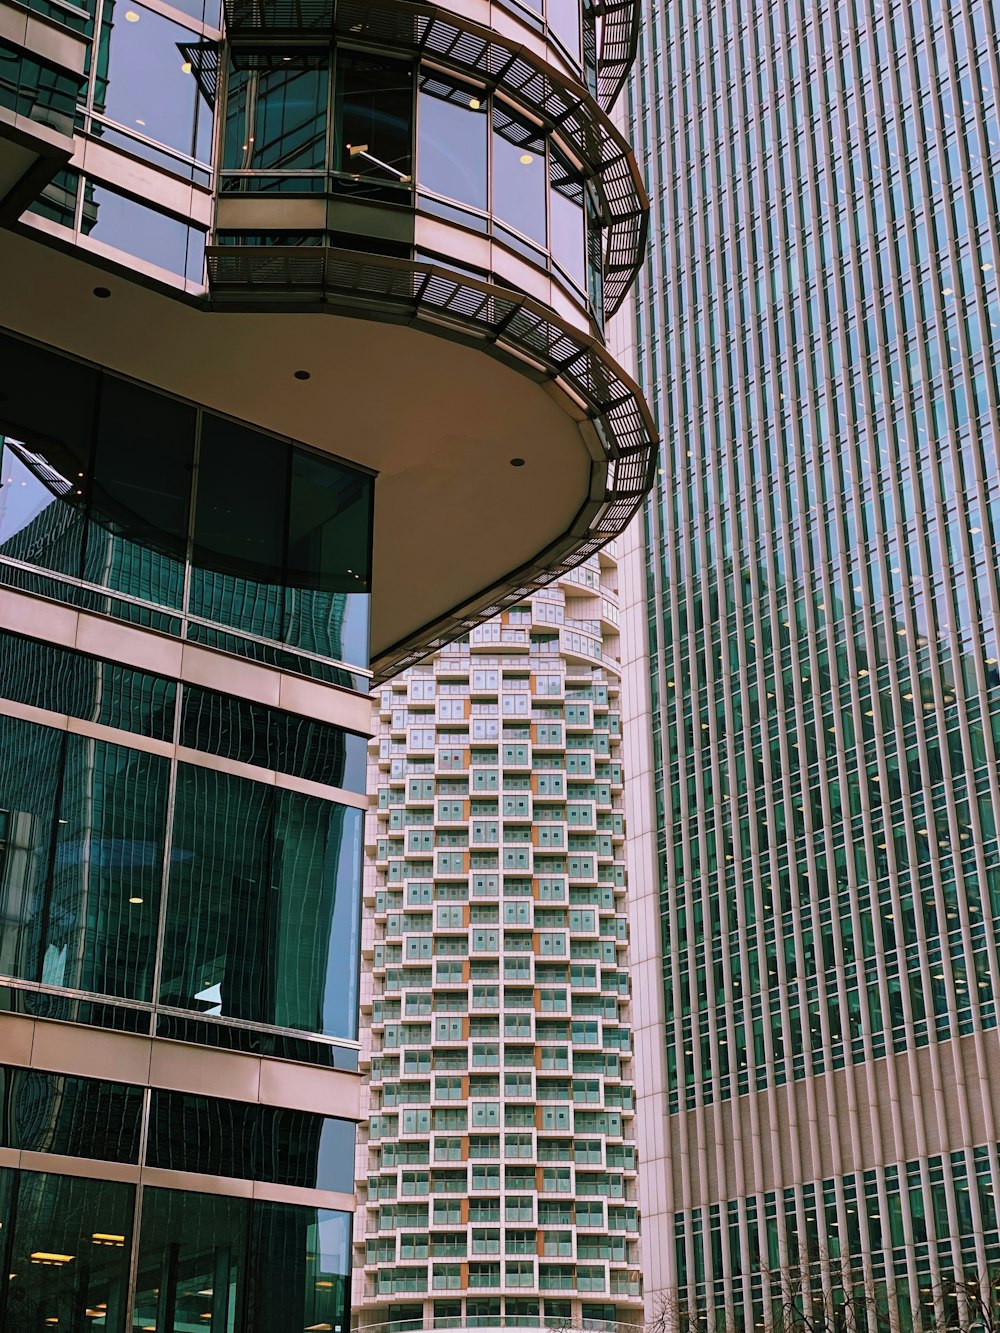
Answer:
xmin=520 ymin=153 xmax=534 ymax=165
xmin=125 ymin=8 xmax=139 ymax=17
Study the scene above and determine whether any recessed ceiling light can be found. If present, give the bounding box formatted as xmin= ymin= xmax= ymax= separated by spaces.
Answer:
xmin=469 ymin=97 xmax=481 ymax=109
xmin=93 ymin=287 xmax=111 ymax=299
xmin=510 ymin=457 xmax=525 ymax=467
xmin=294 ymin=369 xmax=311 ymax=380
xmin=125 ymin=8 xmax=140 ymax=17
xmin=519 ymin=153 xmax=534 ymax=165
xmin=129 ymin=897 xmax=144 ymax=905
xmin=181 ymin=60 xmax=192 ymax=73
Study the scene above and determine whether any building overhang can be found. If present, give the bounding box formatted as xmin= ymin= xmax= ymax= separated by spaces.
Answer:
xmin=0 ymin=226 xmax=656 ymax=682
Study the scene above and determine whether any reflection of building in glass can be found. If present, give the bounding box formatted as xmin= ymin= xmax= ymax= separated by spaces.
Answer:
xmin=355 ymin=553 xmax=642 ymax=1333
xmin=622 ymin=0 xmax=1000 ymax=1327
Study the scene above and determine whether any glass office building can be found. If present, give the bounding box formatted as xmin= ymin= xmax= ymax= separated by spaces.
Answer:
xmin=355 ymin=552 xmax=642 ymax=1333
xmin=621 ymin=0 xmax=1000 ymax=1328
xmin=0 ymin=0 xmax=652 ymax=1321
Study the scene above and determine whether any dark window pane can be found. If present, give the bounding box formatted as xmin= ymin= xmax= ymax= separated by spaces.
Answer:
xmin=0 ymin=1065 xmax=142 ymax=1162
xmin=94 ymin=2 xmax=209 ymax=163
xmin=0 ymin=331 xmax=95 ymax=580
xmin=3 ymin=1171 xmax=134 ymax=1332
xmin=47 ymin=735 xmax=170 ymax=1000
xmin=159 ymin=766 xmax=362 ymax=1038
xmin=492 ymin=109 xmax=546 ymax=246
xmin=418 ymin=78 xmax=487 ymax=212
xmin=159 ymin=765 xmax=272 ymax=1023
xmin=249 ymin=1200 xmax=350 ymax=1333
xmin=84 ymin=375 xmax=195 ymax=609
xmin=224 ymin=64 xmax=328 ymax=175
xmin=133 ymin=1187 xmax=247 ymax=1333
xmin=334 ymin=50 xmax=413 ymax=195
xmin=284 ymin=446 xmax=372 ymax=666
xmin=148 ymin=1090 xmax=356 ymax=1190
xmin=0 ymin=630 xmax=177 ymax=740
xmin=0 ymin=715 xmax=66 ymax=986
xmin=272 ymin=787 xmax=362 ymax=1038
xmin=148 ymin=1089 xmax=258 ymax=1180
xmin=190 ymin=414 xmax=289 ymax=643
xmin=179 ymin=686 xmax=367 ymax=792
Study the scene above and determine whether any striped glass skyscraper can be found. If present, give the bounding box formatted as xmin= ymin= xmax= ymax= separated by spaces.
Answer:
xmin=622 ymin=0 xmax=1000 ymax=1329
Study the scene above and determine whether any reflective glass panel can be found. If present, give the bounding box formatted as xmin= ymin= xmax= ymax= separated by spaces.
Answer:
xmin=0 ymin=716 xmax=169 ymax=999
xmin=49 ymin=734 xmax=170 ymax=998
xmin=418 ymin=77 xmax=487 ymax=212
xmin=284 ymin=445 xmax=372 ymax=666
xmin=81 ymin=180 xmax=204 ymax=280
xmin=94 ymin=3 xmax=212 ymax=164
xmin=0 ymin=1065 xmax=142 ymax=1162
xmin=133 ymin=1187 xmax=246 ymax=1333
xmin=159 ymin=765 xmax=363 ymax=1039
xmin=0 ymin=630 xmax=176 ymax=740
xmin=548 ymin=0 xmax=581 ymax=61
xmin=549 ymin=151 xmax=585 ymax=287
xmin=2 ymin=1169 xmax=134 ymax=1332
xmin=334 ymin=50 xmax=413 ymax=193
xmin=190 ymin=413 xmax=288 ymax=642
xmin=492 ymin=109 xmax=546 ymax=246
xmin=148 ymin=1090 xmax=356 ymax=1190
xmin=223 ymin=63 xmax=328 ymax=177
xmin=85 ymin=375 xmax=195 ymax=608
xmin=179 ymin=686 xmax=367 ymax=791
xmin=250 ymin=1200 xmax=351 ymax=1333
xmin=0 ymin=331 xmax=95 ymax=580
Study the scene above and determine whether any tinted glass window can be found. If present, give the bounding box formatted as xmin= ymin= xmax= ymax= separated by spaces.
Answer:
xmin=85 ymin=375 xmax=195 ymax=608
xmin=148 ymin=1090 xmax=356 ymax=1190
xmin=250 ymin=1199 xmax=351 ymax=1333
xmin=0 ymin=332 xmax=95 ymax=580
xmin=550 ymin=152 xmax=586 ymax=286
xmin=133 ymin=1187 xmax=247 ymax=1333
xmin=548 ymin=0 xmax=581 ymax=60
xmin=0 ymin=630 xmax=176 ymax=740
xmin=493 ymin=109 xmax=546 ymax=247
xmin=418 ymin=78 xmax=487 ymax=212
xmin=82 ymin=180 xmax=204 ymax=280
xmin=0 ymin=1065 xmax=142 ymax=1162
xmin=0 ymin=715 xmax=170 ymax=1000
xmin=132 ymin=1189 xmax=351 ymax=1333
xmin=159 ymin=765 xmax=363 ymax=1038
xmin=95 ymin=2 xmax=212 ymax=163
xmin=1 ymin=1169 xmax=134 ymax=1332
xmin=334 ymin=50 xmax=413 ymax=194
xmin=285 ymin=445 xmax=372 ymax=665
xmin=224 ymin=64 xmax=329 ymax=176
xmin=180 ymin=686 xmax=367 ymax=791
xmin=190 ymin=413 xmax=288 ymax=642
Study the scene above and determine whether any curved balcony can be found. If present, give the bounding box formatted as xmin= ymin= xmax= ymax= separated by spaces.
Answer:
xmin=213 ymin=2 xmax=647 ymax=319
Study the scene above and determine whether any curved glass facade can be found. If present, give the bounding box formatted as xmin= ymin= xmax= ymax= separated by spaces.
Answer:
xmin=626 ymin=0 xmax=1000 ymax=1323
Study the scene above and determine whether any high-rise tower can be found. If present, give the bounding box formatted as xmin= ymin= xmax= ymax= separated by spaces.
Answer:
xmin=623 ymin=0 xmax=1000 ymax=1328
xmin=356 ymin=550 xmax=642 ymax=1333
xmin=0 ymin=0 xmax=652 ymax=1320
